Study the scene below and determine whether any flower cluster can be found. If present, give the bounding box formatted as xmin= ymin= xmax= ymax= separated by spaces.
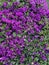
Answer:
xmin=0 ymin=0 xmax=49 ymax=65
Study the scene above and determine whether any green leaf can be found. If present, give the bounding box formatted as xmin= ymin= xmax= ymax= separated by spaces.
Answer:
xmin=0 ymin=62 xmax=3 ymax=65
xmin=13 ymin=32 xmax=17 ymax=37
xmin=0 ymin=38 xmax=4 ymax=42
xmin=34 ymin=57 xmax=39 ymax=62
xmin=0 ymin=32 xmax=3 ymax=36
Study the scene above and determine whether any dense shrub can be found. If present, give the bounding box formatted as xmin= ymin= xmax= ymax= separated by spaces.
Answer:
xmin=0 ymin=0 xmax=49 ymax=65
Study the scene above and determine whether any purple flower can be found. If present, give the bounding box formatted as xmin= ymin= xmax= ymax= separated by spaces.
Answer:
xmin=41 ymin=54 xmax=47 ymax=61
xmin=3 ymin=2 xmax=8 ymax=7
xmin=34 ymin=62 xmax=40 ymax=65
xmin=46 ymin=9 xmax=49 ymax=18
xmin=20 ymin=54 xmax=25 ymax=63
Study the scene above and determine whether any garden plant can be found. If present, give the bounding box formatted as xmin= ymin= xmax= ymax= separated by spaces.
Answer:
xmin=0 ymin=0 xmax=49 ymax=65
